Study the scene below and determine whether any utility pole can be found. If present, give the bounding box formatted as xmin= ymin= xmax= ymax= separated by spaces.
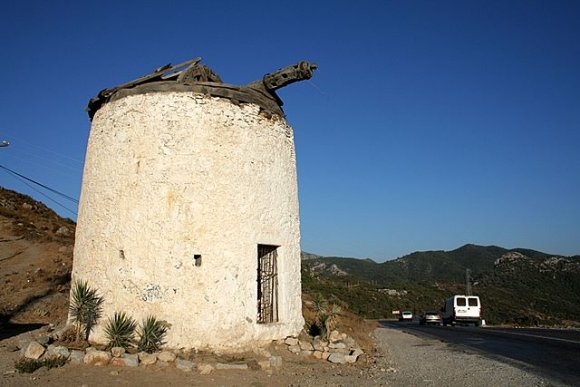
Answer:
xmin=466 ymin=268 xmax=472 ymax=296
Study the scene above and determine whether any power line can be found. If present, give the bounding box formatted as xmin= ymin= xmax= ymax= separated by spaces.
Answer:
xmin=0 ymin=164 xmax=79 ymax=204
xmin=2 ymin=152 xmax=82 ymax=177
xmin=0 ymin=132 xmax=83 ymax=164
xmin=2 ymin=171 xmax=78 ymax=217
xmin=5 ymin=148 xmax=82 ymax=172
xmin=0 ymin=163 xmax=79 ymax=216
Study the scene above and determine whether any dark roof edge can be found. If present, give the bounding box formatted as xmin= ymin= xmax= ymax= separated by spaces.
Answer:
xmin=107 ymin=81 xmax=285 ymax=117
xmin=86 ymin=59 xmax=317 ymax=121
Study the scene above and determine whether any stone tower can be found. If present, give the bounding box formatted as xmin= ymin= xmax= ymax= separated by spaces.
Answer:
xmin=72 ymin=59 xmax=317 ymax=351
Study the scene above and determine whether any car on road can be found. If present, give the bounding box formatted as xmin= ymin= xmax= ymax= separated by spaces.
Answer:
xmin=419 ymin=310 xmax=442 ymax=325
xmin=399 ymin=311 xmax=413 ymax=321
xmin=442 ymin=295 xmax=482 ymax=326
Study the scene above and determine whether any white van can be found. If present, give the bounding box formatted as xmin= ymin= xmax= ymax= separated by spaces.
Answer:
xmin=442 ymin=295 xmax=482 ymax=326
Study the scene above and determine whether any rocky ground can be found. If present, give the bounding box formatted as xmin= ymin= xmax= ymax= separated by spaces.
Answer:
xmin=0 ymin=324 xmax=560 ymax=386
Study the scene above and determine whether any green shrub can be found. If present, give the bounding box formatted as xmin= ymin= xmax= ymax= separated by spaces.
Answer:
xmin=104 ymin=312 xmax=137 ymax=349
xmin=311 ymin=293 xmax=328 ymax=314
xmin=137 ymin=316 xmax=169 ymax=353
xmin=69 ymin=280 xmax=104 ymax=342
xmin=307 ymin=293 xmax=342 ymax=340
xmin=323 ymin=304 xmax=342 ymax=338
xmin=15 ymin=357 xmax=66 ymax=374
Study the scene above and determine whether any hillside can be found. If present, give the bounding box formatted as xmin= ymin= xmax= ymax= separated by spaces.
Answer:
xmin=302 ymin=244 xmax=564 ymax=283
xmin=478 ymin=252 xmax=580 ymax=325
xmin=0 ymin=186 xmax=75 ymax=333
xmin=302 ymin=246 xmax=580 ymax=326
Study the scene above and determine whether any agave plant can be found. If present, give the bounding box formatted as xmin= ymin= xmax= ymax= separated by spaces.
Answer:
xmin=69 ymin=280 xmax=104 ymax=342
xmin=318 ymin=313 xmax=330 ymax=339
xmin=137 ymin=316 xmax=169 ymax=353
xmin=324 ymin=304 xmax=342 ymax=339
xmin=104 ymin=312 xmax=137 ymax=349
xmin=311 ymin=293 xmax=328 ymax=315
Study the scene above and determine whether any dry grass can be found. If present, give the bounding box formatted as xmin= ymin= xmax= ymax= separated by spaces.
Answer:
xmin=302 ymin=294 xmax=377 ymax=354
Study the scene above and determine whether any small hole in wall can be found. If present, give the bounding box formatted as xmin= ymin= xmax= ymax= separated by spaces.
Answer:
xmin=119 ymin=250 xmax=125 ymax=259
xmin=194 ymin=254 xmax=202 ymax=267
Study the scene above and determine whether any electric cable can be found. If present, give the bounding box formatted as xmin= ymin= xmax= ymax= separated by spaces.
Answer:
xmin=5 ymin=147 xmax=81 ymax=172
xmin=1 ymin=152 xmax=81 ymax=178
xmin=0 ymin=163 xmax=79 ymax=216
xmin=0 ymin=163 xmax=79 ymax=204
xmin=1 ymin=169 xmax=78 ymax=216
xmin=0 ymin=131 xmax=83 ymax=164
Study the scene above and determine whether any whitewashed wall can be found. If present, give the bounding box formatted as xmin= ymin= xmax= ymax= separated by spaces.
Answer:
xmin=71 ymin=92 xmax=304 ymax=351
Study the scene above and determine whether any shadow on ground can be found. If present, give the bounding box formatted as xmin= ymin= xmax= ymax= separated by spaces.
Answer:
xmin=0 ymin=317 xmax=46 ymax=341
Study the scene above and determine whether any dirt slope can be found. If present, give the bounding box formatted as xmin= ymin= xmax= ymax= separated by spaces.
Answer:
xmin=0 ymin=186 xmax=75 ymax=331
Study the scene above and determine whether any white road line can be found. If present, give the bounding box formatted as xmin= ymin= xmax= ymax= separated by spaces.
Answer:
xmin=487 ymin=330 xmax=580 ymax=345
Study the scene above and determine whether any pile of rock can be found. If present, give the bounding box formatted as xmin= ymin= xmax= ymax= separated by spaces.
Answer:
xmin=19 ymin=340 xmax=282 ymax=375
xmin=14 ymin=328 xmax=363 ymax=375
xmin=283 ymin=330 xmax=364 ymax=364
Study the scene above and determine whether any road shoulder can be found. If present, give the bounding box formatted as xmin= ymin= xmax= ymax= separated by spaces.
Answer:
xmin=372 ymin=326 xmax=559 ymax=386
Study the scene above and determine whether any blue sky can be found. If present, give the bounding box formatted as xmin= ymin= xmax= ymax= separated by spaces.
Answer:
xmin=1 ymin=1 xmax=578 ymax=260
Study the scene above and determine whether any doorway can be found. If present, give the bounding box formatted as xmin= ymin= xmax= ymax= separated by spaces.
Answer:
xmin=257 ymin=244 xmax=278 ymax=323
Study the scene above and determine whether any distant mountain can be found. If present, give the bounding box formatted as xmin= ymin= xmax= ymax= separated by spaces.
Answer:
xmin=388 ymin=244 xmax=508 ymax=281
xmin=300 ymin=251 xmax=322 ymax=261
xmin=478 ymin=251 xmax=580 ymax=325
xmin=302 ymin=245 xmax=580 ymax=326
xmin=302 ymin=244 xmax=570 ymax=284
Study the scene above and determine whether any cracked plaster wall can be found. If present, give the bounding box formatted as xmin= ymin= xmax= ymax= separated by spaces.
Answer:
xmin=71 ymin=92 xmax=304 ymax=351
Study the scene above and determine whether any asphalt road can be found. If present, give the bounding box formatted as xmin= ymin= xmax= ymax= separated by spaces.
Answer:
xmin=380 ymin=320 xmax=580 ymax=385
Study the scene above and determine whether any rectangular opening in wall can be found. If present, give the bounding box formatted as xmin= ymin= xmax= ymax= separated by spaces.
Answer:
xmin=257 ymin=244 xmax=278 ymax=324
xmin=194 ymin=254 xmax=202 ymax=267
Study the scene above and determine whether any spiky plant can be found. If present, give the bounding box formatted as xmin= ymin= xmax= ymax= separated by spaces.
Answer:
xmin=104 ymin=312 xmax=137 ymax=349
xmin=69 ymin=280 xmax=104 ymax=342
xmin=137 ymin=316 xmax=169 ymax=353
xmin=324 ymin=304 xmax=342 ymax=340
xmin=311 ymin=293 xmax=328 ymax=315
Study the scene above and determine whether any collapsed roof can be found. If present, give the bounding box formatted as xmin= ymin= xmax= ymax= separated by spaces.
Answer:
xmin=87 ymin=58 xmax=317 ymax=120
